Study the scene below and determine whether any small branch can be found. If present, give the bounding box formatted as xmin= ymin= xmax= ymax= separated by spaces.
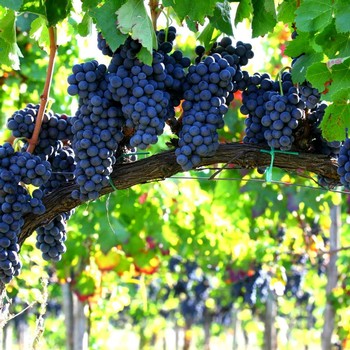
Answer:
xmin=27 ymin=26 xmax=57 ymax=154
xmin=149 ymin=0 xmax=163 ymax=31
xmin=321 ymin=245 xmax=350 ymax=256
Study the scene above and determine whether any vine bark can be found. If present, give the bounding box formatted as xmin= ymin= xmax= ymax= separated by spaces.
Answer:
xmin=19 ymin=142 xmax=339 ymax=246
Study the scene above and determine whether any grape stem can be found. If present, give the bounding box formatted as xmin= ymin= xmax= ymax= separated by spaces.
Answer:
xmin=149 ymin=0 xmax=163 ymax=31
xmin=26 ymin=26 xmax=57 ymax=154
xmin=276 ymin=66 xmax=292 ymax=96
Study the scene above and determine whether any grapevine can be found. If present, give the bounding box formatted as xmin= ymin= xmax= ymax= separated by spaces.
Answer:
xmin=0 ymin=21 xmax=346 ymax=284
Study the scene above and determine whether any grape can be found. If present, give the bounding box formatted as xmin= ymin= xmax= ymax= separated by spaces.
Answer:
xmin=299 ymin=82 xmax=321 ymax=110
xmin=97 ymin=32 xmax=113 ymax=57
xmin=262 ymin=88 xmax=304 ymax=150
xmin=69 ymin=59 xmax=125 ymax=201
xmin=337 ymin=138 xmax=350 ymax=189
xmin=175 ymin=53 xmax=235 ymax=170
xmin=41 ymin=147 xmax=76 ymax=195
xmin=7 ymin=104 xmax=73 ymax=160
xmin=36 ymin=210 xmax=74 ymax=262
xmin=0 ymin=142 xmax=55 ymax=283
xmin=107 ymin=37 xmax=170 ymax=150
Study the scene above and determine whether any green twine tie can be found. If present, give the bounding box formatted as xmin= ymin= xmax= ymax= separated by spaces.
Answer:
xmin=260 ymin=148 xmax=299 ymax=183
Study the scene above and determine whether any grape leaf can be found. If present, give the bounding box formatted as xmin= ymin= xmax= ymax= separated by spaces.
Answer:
xmin=0 ymin=38 xmax=21 ymax=69
xmin=295 ymin=0 xmax=333 ymax=33
xmin=327 ymin=58 xmax=350 ymax=99
xmin=116 ymin=0 xmax=156 ymax=65
xmin=0 ymin=9 xmax=16 ymax=43
xmin=315 ymin=20 xmax=350 ymax=58
xmin=45 ymin=0 xmax=72 ymax=26
xmin=291 ymin=52 xmax=323 ymax=83
xmin=197 ymin=23 xmax=221 ymax=50
xmin=305 ymin=63 xmax=331 ymax=92
xmin=320 ymin=99 xmax=350 ymax=141
xmin=277 ymin=0 xmax=296 ymax=23
xmin=284 ymin=32 xmax=315 ymax=57
xmin=98 ymin=218 xmax=130 ymax=252
xmin=77 ymin=12 xmax=92 ymax=37
xmin=163 ymin=0 xmax=217 ymax=24
xmin=251 ymin=0 xmax=277 ymax=37
xmin=20 ymin=0 xmax=46 ymax=17
xmin=29 ymin=16 xmax=50 ymax=52
xmin=0 ymin=0 xmax=23 ymax=11
xmin=334 ymin=0 xmax=350 ymax=33
xmin=235 ymin=0 xmax=252 ymax=25
xmin=81 ymin=0 xmax=100 ymax=11
xmin=0 ymin=9 xmax=22 ymax=69
xmin=90 ymin=0 xmax=127 ymax=53
xmin=208 ymin=1 xmax=233 ymax=36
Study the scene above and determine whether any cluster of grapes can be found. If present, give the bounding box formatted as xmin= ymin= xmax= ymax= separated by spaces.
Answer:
xmin=36 ymin=210 xmax=74 ymax=262
xmin=0 ymin=142 xmax=54 ymax=283
xmin=230 ymin=266 xmax=271 ymax=305
xmin=337 ymin=137 xmax=350 ymax=189
xmin=241 ymin=71 xmax=302 ymax=148
xmin=7 ymin=104 xmax=73 ymax=160
xmin=67 ymin=60 xmax=125 ymax=201
xmin=240 ymin=69 xmax=344 ymax=184
xmin=3 ymin=101 xmax=80 ymax=269
xmin=175 ymin=37 xmax=254 ymax=170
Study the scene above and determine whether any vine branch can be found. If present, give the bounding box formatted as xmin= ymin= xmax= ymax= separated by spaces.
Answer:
xmin=27 ymin=26 xmax=57 ymax=153
xmin=18 ymin=142 xmax=340 ymax=245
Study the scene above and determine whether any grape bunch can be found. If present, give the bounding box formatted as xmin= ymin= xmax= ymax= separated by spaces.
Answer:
xmin=299 ymin=82 xmax=321 ymax=110
xmin=68 ymin=60 xmax=125 ymax=201
xmin=175 ymin=54 xmax=235 ymax=170
xmin=337 ymin=137 xmax=350 ymax=189
xmin=241 ymin=71 xmax=297 ymax=147
xmin=41 ymin=147 xmax=76 ymax=195
xmin=97 ymin=32 xmax=113 ymax=57
xmin=107 ymin=37 xmax=171 ymax=150
xmin=156 ymin=26 xmax=177 ymax=54
xmin=36 ymin=210 xmax=74 ymax=262
xmin=261 ymin=87 xmax=305 ymax=150
xmin=7 ymin=104 xmax=73 ymax=160
xmin=0 ymin=142 xmax=54 ymax=283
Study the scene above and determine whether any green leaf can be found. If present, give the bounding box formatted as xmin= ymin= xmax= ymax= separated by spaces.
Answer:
xmin=0 ymin=9 xmax=22 ymax=69
xmin=235 ymin=0 xmax=252 ymax=25
xmin=315 ymin=20 xmax=350 ymax=58
xmin=305 ymin=62 xmax=331 ymax=92
xmin=77 ymin=12 xmax=92 ymax=37
xmin=90 ymin=0 xmax=127 ymax=52
xmin=334 ymin=0 xmax=350 ymax=33
xmin=98 ymin=217 xmax=130 ymax=253
xmin=197 ymin=22 xmax=221 ymax=50
xmin=0 ymin=0 xmax=23 ymax=11
xmin=0 ymin=9 xmax=16 ymax=43
xmin=251 ymin=0 xmax=277 ymax=37
xmin=208 ymin=1 xmax=233 ymax=36
xmin=327 ymin=58 xmax=350 ymax=99
xmin=291 ymin=52 xmax=323 ymax=83
xmin=0 ymin=37 xmax=22 ymax=69
xmin=320 ymin=99 xmax=350 ymax=141
xmin=45 ymin=0 xmax=72 ymax=26
xmin=136 ymin=46 xmax=153 ymax=67
xmin=284 ymin=32 xmax=315 ymax=57
xmin=163 ymin=0 xmax=217 ymax=25
xmin=81 ymin=0 xmax=100 ymax=12
xmin=29 ymin=16 xmax=50 ymax=52
xmin=116 ymin=0 xmax=156 ymax=63
xmin=20 ymin=0 xmax=47 ymax=17
xmin=295 ymin=0 xmax=333 ymax=32
xmin=277 ymin=0 xmax=296 ymax=23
